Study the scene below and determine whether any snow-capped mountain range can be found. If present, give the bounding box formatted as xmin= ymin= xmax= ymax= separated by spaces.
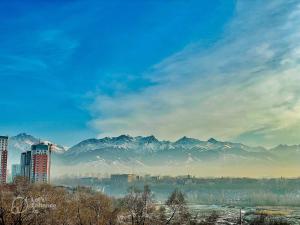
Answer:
xmin=7 ymin=133 xmax=300 ymax=177
xmin=64 ymin=135 xmax=267 ymax=160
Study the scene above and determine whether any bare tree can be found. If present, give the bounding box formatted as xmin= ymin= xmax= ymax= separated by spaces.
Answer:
xmin=122 ymin=185 xmax=154 ymax=225
xmin=165 ymin=189 xmax=190 ymax=225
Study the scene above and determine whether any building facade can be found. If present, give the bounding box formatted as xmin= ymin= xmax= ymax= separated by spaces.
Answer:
xmin=0 ymin=136 xmax=8 ymax=184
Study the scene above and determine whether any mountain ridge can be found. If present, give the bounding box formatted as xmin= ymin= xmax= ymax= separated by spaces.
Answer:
xmin=7 ymin=133 xmax=300 ymax=177
xmin=9 ymin=132 xmax=297 ymax=156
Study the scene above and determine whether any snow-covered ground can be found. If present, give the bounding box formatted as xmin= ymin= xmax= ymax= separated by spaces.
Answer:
xmin=189 ymin=205 xmax=300 ymax=225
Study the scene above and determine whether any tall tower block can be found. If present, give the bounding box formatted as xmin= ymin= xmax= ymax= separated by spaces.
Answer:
xmin=30 ymin=143 xmax=51 ymax=183
xmin=0 ymin=136 xmax=8 ymax=184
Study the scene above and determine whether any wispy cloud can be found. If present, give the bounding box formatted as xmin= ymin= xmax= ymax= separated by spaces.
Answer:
xmin=35 ymin=29 xmax=79 ymax=65
xmin=0 ymin=28 xmax=78 ymax=76
xmin=89 ymin=0 xmax=300 ymax=147
xmin=0 ymin=55 xmax=47 ymax=74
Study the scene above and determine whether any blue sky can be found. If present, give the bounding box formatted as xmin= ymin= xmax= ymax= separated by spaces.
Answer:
xmin=1 ymin=0 xmax=300 ymax=147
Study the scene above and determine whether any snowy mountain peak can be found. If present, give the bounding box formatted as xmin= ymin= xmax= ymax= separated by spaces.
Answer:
xmin=11 ymin=133 xmax=65 ymax=153
xmin=15 ymin=132 xmax=32 ymax=138
xmin=114 ymin=135 xmax=133 ymax=142
xmin=12 ymin=133 xmax=38 ymax=143
xmin=175 ymin=136 xmax=202 ymax=145
xmin=207 ymin=138 xmax=219 ymax=144
xmin=140 ymin=135 xmax=159 ymax=143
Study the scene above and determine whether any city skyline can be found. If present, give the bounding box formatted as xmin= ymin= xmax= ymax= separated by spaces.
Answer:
xmin=1 ymin=1 xmax=300 ymax=148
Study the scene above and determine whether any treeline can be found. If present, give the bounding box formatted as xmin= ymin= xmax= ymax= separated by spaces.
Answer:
xmin=84 ymin=178 xmax=300 ymax=206
xmin=0 ymin=178 xmax=222 ymax=225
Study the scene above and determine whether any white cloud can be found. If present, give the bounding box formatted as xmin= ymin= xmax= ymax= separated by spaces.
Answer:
xmin=89 ymin=0 xmax=300 ymax=146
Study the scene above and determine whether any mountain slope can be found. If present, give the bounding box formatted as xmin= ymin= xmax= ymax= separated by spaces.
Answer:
xmin=8 ymin=133 xmax=66 ymax=168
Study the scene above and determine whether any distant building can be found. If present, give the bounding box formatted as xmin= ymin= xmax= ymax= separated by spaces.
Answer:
xmin=111 ymin=174 xmax=137 ymax=183
xmin=150 ymin=176 xmax=160 ymax=182
xmin=11 ymin=164 xmax=21 ymax=181
xmin=20 ymin=143 xmax=52 ymax=183
xmin=0 ymin=136 xmax=8 ymax=184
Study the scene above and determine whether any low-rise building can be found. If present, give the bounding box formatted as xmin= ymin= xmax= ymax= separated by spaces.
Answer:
xmin=111 ymin=174 xmax=137 ymax=183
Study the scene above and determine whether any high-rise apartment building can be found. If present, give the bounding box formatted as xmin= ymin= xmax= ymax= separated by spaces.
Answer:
xmin=31 ymin=143 xmax=52 ymax=183
xmin=20 ymin=151 xmax=32 ymax=181
xmin=20 ymin=152 xmax=26 ymax=178
xmin=0 ymin=136 xmax=8 ymax=184
xmin=20 ymin=143 xmax=52 ymax=183
xmin=11 ymin=164 xmax=21 ymax=181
